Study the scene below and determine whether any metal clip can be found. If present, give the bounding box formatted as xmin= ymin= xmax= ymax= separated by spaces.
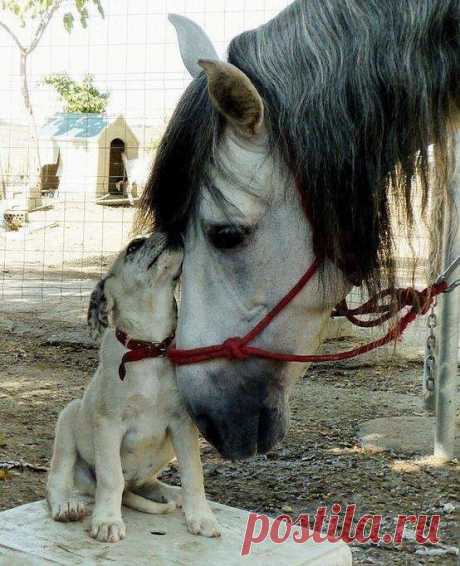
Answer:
xmin=436 ymin=255 xmax=460 ymax=285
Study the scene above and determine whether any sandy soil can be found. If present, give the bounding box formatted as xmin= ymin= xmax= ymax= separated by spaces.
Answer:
xmin=0 ymin=300 xmax=458 ymax=565
xmin=0 ymin=200 xmax=136 ymax=274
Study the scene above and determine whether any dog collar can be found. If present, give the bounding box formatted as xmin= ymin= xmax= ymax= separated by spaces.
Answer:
xmin=116 ymin=328 xmax=175 ymax=381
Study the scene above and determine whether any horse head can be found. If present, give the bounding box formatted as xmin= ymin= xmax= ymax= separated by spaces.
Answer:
xmin=138 ymin=4 xmax=459 ymax=459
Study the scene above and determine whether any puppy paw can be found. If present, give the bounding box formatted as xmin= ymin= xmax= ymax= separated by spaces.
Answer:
xmin=185 ymin=507 xmax=220 ymax=538
xmin=90 ymin=517 xmax=126 ymax=543
xmin=50 ymin=497 xmax=87 ymax=522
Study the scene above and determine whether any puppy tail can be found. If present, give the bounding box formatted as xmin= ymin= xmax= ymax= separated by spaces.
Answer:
xmin=122 ymin=491 xmax=176 ymax=515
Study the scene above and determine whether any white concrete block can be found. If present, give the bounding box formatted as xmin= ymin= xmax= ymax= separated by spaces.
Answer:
xmin=0 ymin=500 xmax=352 ymax=565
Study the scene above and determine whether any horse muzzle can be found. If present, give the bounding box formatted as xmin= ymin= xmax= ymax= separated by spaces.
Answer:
xmin=176 ymin=363 xmax=290 ymax=460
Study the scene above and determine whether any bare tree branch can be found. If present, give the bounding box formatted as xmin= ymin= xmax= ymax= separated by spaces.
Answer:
xmin=28 ymin=0 xmax=65 ymax=54
xmin=0 ymin=0 xmax=104 ymax=173
xmin=0 ymin=20 xmax=25 ymax=52
xmin=0 ymin=0 xmax=65 ymax=55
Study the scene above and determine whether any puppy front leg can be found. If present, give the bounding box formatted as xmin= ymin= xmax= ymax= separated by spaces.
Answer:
xmin=90 ymin=419 xmax=126 ymax=543
xmin=47 ymin=400 xmax=87 ymax=522
xmin=170 ymin=418 xmax=220 ymax=538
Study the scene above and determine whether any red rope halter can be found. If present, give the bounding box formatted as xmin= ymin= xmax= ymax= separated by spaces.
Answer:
xmin=167 ymin=259 xmax=449 ymax=366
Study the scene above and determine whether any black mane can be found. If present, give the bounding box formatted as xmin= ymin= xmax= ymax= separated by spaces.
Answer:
xmin=137 ymin=0 xmax=459 ymax=292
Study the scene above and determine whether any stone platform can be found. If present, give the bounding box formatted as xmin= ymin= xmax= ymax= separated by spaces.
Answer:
xmin=359 ymin=416 xmax=460 ymax=459
xmin=0 ymin=500 xmax=352 ymax=565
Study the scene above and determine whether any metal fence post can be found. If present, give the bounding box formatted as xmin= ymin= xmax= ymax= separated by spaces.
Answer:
xmin=434 ymin=133 xmax=460 ymax=461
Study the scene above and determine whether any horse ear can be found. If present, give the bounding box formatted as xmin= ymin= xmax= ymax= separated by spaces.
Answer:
xmin=87 ymin=276 xmax=114 ymax=340
xmin=198 ymin=59 xmax=265 ymax=138
xmin=168 ymin=14 xmax=220 ymax=79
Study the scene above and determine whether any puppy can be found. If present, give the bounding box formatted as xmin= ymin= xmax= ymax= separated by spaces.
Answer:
xmin=47 ymin=234 xmax=220 ymax=542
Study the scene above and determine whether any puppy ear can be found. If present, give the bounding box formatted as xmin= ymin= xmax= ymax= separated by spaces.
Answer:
xmin=87 ymin=276 xmax=114 ymax=340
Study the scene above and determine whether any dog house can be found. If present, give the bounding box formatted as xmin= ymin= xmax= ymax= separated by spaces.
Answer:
xmin=39 ymin=113 xmax=139 ymax=198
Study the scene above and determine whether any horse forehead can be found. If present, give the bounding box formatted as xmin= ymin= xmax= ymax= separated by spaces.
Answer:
xmin=219 ymin=130 xmax=271 ymax=177
xmin=201 ymin=132 xmax=277 ymax=220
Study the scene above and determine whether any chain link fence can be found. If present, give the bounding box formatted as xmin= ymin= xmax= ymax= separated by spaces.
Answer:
xmin=0 ymin=0 xmax=449 ymax=350
xmin=0 ymin=1 xmax=291 ymax=303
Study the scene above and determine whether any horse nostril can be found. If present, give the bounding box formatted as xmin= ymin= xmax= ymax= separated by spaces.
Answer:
xmin=195 ymin=414 xmax=222 ymax=450
xmin=257 ymin=406 xmax=286 ymax=454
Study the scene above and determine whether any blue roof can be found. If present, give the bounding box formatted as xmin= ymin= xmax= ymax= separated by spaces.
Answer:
xmin=40 ymin=113 xmax=109 ymax=140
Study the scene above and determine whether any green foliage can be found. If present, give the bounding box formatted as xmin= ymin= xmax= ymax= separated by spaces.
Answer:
xmin=43 ymin=73 xmax=109 ymax=113
xmin=0 ymin=0 xmax=104 ymax=31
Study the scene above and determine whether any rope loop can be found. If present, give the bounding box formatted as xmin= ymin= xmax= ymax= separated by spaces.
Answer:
xmin=166 ymin=259 xmax=454 ymax=367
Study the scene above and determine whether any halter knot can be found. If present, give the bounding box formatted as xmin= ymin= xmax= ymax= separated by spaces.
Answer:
xmin=223 ymin=337 xmax=248 ymax=360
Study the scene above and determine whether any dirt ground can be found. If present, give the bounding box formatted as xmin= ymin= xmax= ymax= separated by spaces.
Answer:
xmin=0 ymin=298 xmax=459 ymax=565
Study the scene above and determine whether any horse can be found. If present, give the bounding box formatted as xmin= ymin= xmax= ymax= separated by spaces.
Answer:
xmin=136 ymin=1 xmax=460 ymax=460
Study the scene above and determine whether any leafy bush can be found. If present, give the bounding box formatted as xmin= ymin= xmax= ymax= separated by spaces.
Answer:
xmin=43 ymin=73 xmax=109 ymax=113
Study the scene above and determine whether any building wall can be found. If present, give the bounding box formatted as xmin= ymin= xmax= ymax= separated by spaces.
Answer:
xmin=0 ymin=117 xmax=150 ymax=199
xmin=0 ymin=121 xmax=40 ymax=198
xmin=58 ymin=142 xmax=98 ymax=197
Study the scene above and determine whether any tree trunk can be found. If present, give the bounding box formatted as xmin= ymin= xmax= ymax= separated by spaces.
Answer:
xmin=20 ymin=50 xmax=41 ymax=180
xmin=0 ymin=5 xmax=66 ymax=191
xmin=0 ymin=153 xmax=7 ymax=200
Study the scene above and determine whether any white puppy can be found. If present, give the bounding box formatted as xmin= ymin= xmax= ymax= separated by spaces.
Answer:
xmin=47 ymin=234 xmax=220 ymax=543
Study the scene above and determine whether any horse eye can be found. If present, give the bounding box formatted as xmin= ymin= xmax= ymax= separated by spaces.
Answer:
xmin=207 ymin=225 xmax=252 ymax=250
xmin=126 ymin=238 xmax=146 ymax=255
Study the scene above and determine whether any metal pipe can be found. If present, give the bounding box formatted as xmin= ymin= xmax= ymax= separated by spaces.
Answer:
xmin=434 ymin=133 xmax=460 ymax=461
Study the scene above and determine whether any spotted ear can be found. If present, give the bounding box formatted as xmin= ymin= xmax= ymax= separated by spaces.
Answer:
xmin=87 ymin=276 xmax=114 ymax=340
xmin=199 ymin=59 xmax=265 ymax=138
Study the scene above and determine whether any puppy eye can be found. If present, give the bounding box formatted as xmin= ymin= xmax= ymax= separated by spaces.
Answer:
xmin=126 ymin=238 xmax=146 ymax=255
xmin=206 ymin=224 xmax=252 ymax=251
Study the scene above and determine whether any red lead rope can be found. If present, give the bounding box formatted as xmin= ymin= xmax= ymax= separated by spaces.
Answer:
xmin=167 ymin=259 xmax=449 ymax=366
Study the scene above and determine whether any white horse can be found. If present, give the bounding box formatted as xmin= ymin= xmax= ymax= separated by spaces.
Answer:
xmin=137 ymin=5 xmax=459 ymax=460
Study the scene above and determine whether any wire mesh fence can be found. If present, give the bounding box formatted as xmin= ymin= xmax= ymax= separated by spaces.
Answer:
xmin=0 ymin=0 xmax=439 ymax=351
xmin=0 ymin=1 xmax=294 ymax=305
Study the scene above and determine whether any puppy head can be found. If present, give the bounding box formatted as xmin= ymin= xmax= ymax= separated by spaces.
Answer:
xmin=87 ymin=233 xmax=183 ymax=339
